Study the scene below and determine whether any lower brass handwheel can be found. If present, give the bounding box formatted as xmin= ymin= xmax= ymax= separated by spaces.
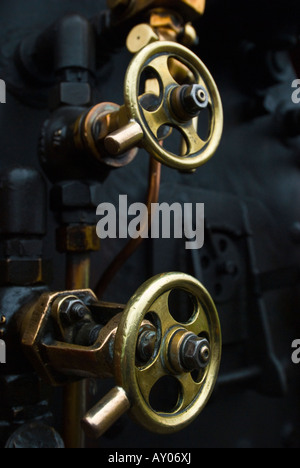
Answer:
xmin=114 ymin=272 xmax=221 ymax=434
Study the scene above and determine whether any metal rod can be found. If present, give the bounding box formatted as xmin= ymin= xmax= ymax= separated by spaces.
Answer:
xmin=81 ymin=387 xmax=130 ymax=439
xmin=63 ymin=252 xmax=91 ymax=449
xmin=104 ymin=121 xmax=144 ymax=155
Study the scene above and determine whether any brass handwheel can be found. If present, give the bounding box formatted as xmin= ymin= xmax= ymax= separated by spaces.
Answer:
xmin=123 ymin=41 xmax=223 ymax=171
xmin=114 ymin=272 xmax=222 ymax=434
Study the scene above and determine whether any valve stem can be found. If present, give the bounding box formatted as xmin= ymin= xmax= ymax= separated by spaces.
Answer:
xmin=171 ymin=84 xmax=209 ymax=121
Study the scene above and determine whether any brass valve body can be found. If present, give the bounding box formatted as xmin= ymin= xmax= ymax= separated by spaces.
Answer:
xmin=20 ymin=273 xmax=221 ymax=437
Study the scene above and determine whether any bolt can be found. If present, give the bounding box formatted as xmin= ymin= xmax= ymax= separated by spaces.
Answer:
xmin=58 ymin=296 xmax=89 ymax=324
xmin=137 ymin=330 xmax=157 ymax=363
xmin=180 ymin=334 xmax=211 ymax=371
xmin=69 ymin=301 xmax=89 ymax=322
xmin=171 ymin=84 xmax=209 ymax=122
xmin=197 ymin=89 xmax=206 ymax=103
xmin=182 ymin=84 xmax=209 ymax=115
xmin=74 ymin=322 xmax=102 ymax=346
xmin=87 ymin=325 xmax=102 ymax=346
xmin=199 ymin=344 xmax=210 ymax=362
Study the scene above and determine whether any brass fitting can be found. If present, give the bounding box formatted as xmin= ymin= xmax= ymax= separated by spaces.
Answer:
xmin=73 ymin=102 xmax=138 ymax=168
xmin=108 ymin=0 xmax=206 ymax=23
xmin=19 ymin=272 xmax=221 ymax=438
xmin=56 ymin=225 xmax=100 ymax=253
xmin=20 ymin=289 xmax=123 ymax=386
xmin=126 ymin=8 xmax=199 ymax=53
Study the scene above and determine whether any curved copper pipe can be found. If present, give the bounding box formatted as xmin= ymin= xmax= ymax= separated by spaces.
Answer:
xmin=95 ymin=156 xmax=162 ymax=299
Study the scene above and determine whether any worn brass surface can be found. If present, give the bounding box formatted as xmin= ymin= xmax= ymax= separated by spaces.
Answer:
xmin=21 ymin=293 xmax=127 ymax=385
xmin=74 ymin=102 xmax=138 ymax=168
xmin=110 ymin=41 xmax=223 ymax=171
xmin=165 ymin=327 xmax=192 ymax=374
xmin=114 ymin=272 xmax=221 ymax=434
xmin=57 ymin=225 xmax=100 ymax=253
xmin=74 ymin=103 xmax=119 ymax=157
xmin=44 ymin=312 xmax=122 ymax=380
xmin=81 ymin=387 xmax=130 ymax=439
xmin=181 ymin=23 xmax=198 ymax=47
xmin=65 ymin=253 xmax=91 ymax=292
xmin=149 ymin=9 xmax=183 ymax=42
xmin=108 ymin=0 xmax=206 ymax=23
xmin=126 ymin=23 xmax=159 ymax=53
xmin=105 ymin=121 xmax=144 ymax=155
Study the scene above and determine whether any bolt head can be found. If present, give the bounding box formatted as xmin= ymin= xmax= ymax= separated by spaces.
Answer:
xmin=58 ymin=296 xmax=88 ymax=323
xmin=182 ymin=85 xmax=209 ymax=115
xmin=181 ymin=335 xmax=211 ymax=371
xmin=137 ymin=330 xmax=157 ymax=363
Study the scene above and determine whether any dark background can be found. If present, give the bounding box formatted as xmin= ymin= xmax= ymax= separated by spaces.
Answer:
xmin=1 ymin=0 xmax=300 ymax=448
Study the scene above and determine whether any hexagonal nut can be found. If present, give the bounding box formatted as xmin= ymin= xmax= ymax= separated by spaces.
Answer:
xmin=21 ymin=289 xmax=97 ymax=385
xmin=49 ymin=82 xmax=92 ymax=110
xmin=0 ymin=259 xmax=52 ymax=286
xmin=51 ymin=181 xmax=102 ymax=209
xmin=56 ymin=225 xmax=100 ymax=253
xmin=182 ymin=85 xmax=209 ymax=115
xmin=54 ymin=295 xmax=89 ymax=324
xmin=181 ymin=335 xmax=210 ymax=370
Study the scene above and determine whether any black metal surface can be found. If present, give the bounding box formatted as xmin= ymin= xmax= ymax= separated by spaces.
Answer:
xmin=0 ymin=0 xmax=300 ymax=449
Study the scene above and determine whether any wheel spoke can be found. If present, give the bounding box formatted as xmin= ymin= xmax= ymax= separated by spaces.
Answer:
xmin=176 ymin=372 xmax=202 ymax=408
xmin=150 ymin=292 xmax=180 ymax=336
xmin=135 ymin=352 xmax=166 ymax=405
xmin=183 ymin=301 xmax=211 ymax=337
xmin=141 ymin=105 xmax=170 ymax=138
xmin=146 ymin=54 xmax=179 ymax=90
xmin=180 ymin=122 xmax=207 ymax=155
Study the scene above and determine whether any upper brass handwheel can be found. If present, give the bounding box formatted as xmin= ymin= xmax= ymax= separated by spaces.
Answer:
xmin=123 ymin=41 xmax=223 ymax=171
xmin=114 ymin=272 xmax=222 ymax=434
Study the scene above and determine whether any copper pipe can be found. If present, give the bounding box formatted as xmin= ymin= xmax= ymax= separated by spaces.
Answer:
xmin=66 ymin=253 xmax=91 ymax=291
xmin=63 ymin=379 xmax=87 ymax=448
xmin=63 ymin=252 xmax=91 ymax=448
xmin=95 ymin=156 xmax=161 ymax=299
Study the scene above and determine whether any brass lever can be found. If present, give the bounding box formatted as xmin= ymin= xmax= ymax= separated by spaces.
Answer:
xmin=82 ymin=387 xmax=130 ymax=439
